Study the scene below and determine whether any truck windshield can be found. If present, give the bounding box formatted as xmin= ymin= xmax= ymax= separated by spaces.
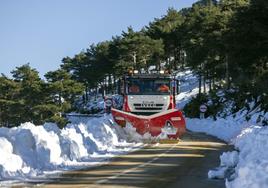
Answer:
xmin=127 ymin=78 xmax=171 ymax=95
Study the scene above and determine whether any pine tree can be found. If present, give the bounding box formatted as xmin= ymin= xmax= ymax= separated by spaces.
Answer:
xmin=0 ymin=75 xmax=20 ymax=126
xmin=146 ymin=8 xmax=185 ymax=70
xmin=45 ymin=69 xmax=84 ymax=110
xmin=10 ymin=64 xmax=46 ymax=124
xmin=119 ymin=27 xmax=164 ymax=72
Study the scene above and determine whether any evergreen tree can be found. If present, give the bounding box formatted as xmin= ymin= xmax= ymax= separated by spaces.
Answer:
xmin=225 ymin=0 xmax=267 ymax=96
xmin=0 ymin=75 xmax=20 ymax=126
xmin=147 ymin=8 xmax=185 ymax=70
xmin=10 ymin=64 xmax=46 ymax=124
xmin=119 ymin=27 xmax=164 ymax=71
xmin=45 ymin=69 xmax=85 ymax=111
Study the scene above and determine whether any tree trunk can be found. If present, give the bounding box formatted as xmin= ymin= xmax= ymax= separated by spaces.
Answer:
xmin=95 ymin=87 xmax=98 ymax=100
xmin=203 ymin=74 xmax=206 ymax=94
xmin=199 ymin=73 xmax=202 ymax=95
xmin=132 ymin=52 xmax=137 ymax=69
xmin=143 ymin=58 xmax=148 ymax=72
xmin=207 ymin=71 xmax=211 ymax=92
xmin=225 ymin=54 xmax=230 ymax=89
xmin=166 ymin=57 xmax=170 ymax=71
xmin=212 ymin=68 xmax=216 ymax=90
xmin=158 ymin=59 xmax=161 ymax=71
xmin=212 ymin=76 xmax=215 ymax=90
xmin=59 ymin=92 xmax=62 ymax=107
xmin=108 ymin=74 xmax=112 ymax=94
xmin=181 ymin=50 xmax=186 ymax=70
xmin=209 ymin=72 xmax=212 ymax=92
xmin=103 ymin=78 xmax=107 ymax=97
xmin=113 ymin=75 xmax=116 ymax=94
xmin=174 ymin=49 xmax=178 ymax=70
xmin=86 ymin=86 xmax=89 ymax=102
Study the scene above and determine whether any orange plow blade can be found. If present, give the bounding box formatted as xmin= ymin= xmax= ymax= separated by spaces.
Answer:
xmin=111 ymin=108 xmax=186 ymax=139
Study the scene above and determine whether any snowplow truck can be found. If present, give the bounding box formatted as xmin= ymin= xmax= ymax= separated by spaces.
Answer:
xmin=111 ymin=71 xmax=186 ymax=139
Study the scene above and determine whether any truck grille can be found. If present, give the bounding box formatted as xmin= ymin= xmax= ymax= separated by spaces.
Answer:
xmin=134 ymin=107 xmax=163 ymax=110
xmin=133 ymin=103 xmax=164 ymax=111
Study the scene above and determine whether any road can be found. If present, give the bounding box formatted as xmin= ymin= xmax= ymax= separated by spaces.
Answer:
xmin=13 ymin=131 xmax=232 ymax=188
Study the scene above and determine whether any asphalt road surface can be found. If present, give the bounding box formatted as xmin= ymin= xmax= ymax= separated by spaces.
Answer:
xmin=12 ymin=131 xmax=233 ymax=188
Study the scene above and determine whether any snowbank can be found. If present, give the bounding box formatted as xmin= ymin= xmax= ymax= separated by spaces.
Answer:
xmin=186 ymin=117 xmax=249 ymax=142
xmin=208 ymin=151 xmax=238 ymax=179
xmin=226 ymin=125 xmax=268 ymax=188
xmin=186 ymin=112 xmax=268 ymax=188
xmin=0 ymin=115 xmax=141 ymax=181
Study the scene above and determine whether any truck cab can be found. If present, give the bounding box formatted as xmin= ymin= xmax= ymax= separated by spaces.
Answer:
xmin=121 ymin=72 xmax=179 ymax=115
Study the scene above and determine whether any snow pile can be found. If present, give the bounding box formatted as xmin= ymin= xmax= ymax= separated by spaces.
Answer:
xmin=186 ymin=118 xmax=249 ymax=142
xmin=220 ymin=151 xmax=239 ymax=168
xmin=186 ymin=112 xmax=268 ymax=188
xmin=208 ymin=151 xmax=238 ymax=179
xmin=226 ymin=126 xmax=268 ymax=188
xmin=186 ymin=109 xmax=267 ymax=141
xmin=0 ymin=137 xmax=28 ymax=179
xmin=0 ymin=116 xmax=140 ymax=181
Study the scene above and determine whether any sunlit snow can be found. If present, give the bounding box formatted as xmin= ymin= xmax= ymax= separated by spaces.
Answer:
xmin=0 ymin=116 xmax=142 ymax=182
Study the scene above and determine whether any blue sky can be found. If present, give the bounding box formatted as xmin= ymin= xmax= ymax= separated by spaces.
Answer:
xmin=0 ymin=0 xmax=196 ymax=78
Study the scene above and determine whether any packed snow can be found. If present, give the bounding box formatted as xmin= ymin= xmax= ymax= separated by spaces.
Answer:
xmin=225 ymin=125 xmax=268 ymax=188
xmin=0 ymin=115 xmax=142 ymax=183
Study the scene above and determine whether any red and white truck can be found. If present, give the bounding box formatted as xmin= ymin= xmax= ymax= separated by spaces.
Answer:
xmin=111 ymin=71 xmax=186 ymax=139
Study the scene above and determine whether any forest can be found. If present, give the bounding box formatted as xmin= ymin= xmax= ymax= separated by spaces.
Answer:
xmin=0 ymin=0 xmax=267 ymax=127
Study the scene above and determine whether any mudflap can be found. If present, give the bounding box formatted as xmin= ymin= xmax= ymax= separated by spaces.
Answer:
xmin=111 ymin=108 xmax=186 ymax=139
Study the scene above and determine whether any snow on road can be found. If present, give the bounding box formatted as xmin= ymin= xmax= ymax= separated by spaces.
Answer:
xmin=0 ymin=115 xmax=142 ymax=183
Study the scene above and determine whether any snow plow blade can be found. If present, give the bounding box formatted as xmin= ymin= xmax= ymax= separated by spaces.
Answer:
xmin=111 ymin=108 xmax=186 ymax=139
